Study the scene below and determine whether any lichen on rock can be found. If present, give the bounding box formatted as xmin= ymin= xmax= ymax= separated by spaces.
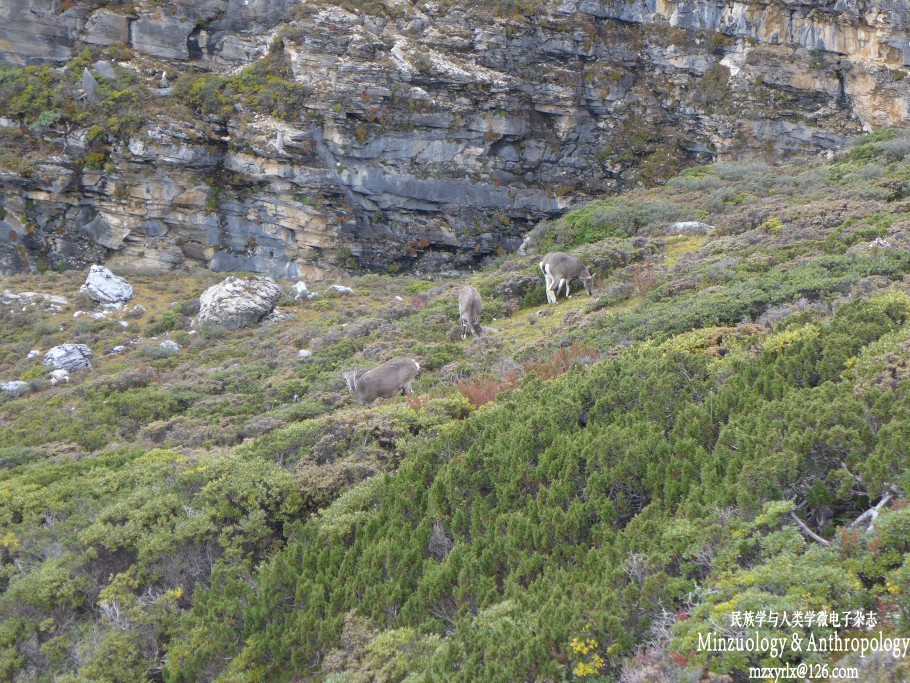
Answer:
xmin=195 ymin=276 xmax=282 ymax=330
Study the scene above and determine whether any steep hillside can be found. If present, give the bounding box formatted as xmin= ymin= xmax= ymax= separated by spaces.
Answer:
xmin=7 ymin=0 xmax=910 ymax=279
xmin=2 ymin=131 xmax=910 ymax=682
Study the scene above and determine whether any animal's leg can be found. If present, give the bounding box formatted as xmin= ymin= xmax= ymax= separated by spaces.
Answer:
xmin=544 ymin=270 xmax=556 ymax=304
xmin=461 ymin=318 xmax=467 ymax=339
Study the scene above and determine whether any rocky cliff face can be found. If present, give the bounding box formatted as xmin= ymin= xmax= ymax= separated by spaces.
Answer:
xmin=0 ymin=0 xmax=905 ymax=279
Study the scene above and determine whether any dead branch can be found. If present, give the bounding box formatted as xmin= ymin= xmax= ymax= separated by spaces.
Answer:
xmin=850 ymin=493 xmax=894 ymax=533
xmin=789 ymin=511 xmax=831 ymax=547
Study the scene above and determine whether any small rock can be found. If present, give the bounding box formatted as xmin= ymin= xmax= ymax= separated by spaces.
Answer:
xmin=324 ymin=284 xmax=355 ymax=296
xmin=93 ymin=60 xmax=117 ymax=79
xmin=82 ymin=67 xmax=99 ymax=100
xmin=846 ymin=237 xmax=892 ymax=255
xmin=1 ymin=381 xmax=28 ymax=394
xmin=395 ymin=296 xmax=403 ymax=301
xmin=111 ymin=346 xmax=125 ymax=354
xmin=669 ymin=221 xmax=714 ymax=235
xmin=160 ymin=72 xmax=168 ymax=88
xmin=160 ymin=340 xmax=180 ymax=352
xmin=80 ymin=265 xmax=134 ymax=304
xmin=119 ymin=321 xmax=129 ymax=327
xmin=298 ymin=349 xmax=312 ymax=359
xmin=26 ymin=349 xmax=40 ymax=360
xmin=44 ymin=344 xmax=93 ymax=372
xmin=291 ymin=281 xmax=308 ymax=300
xmin=482 ymin=326 xmax=499 ymax=334
xmin=48 ymin=369 xmax=70 ymax=386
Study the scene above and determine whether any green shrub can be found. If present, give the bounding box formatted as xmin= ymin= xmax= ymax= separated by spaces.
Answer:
xmin=404 ymin=280 xmax=436 ymax=295
xmin=521 ymin=284 xmax=547 ymax=308
xmin=146 ymin=309 xmax=180 ymax=336
xmin=174 ymin=45 xmax=312 ymax=121
xmin=141 ymin=344 xmax=178 ymax=359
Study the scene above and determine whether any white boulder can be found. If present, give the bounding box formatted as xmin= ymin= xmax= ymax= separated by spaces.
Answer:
xmin=49 ymin=369 xmax=70 ymax=386
xmin=80 ymin=265 xmax=134 ymax=304
xmin=195 ymin=276 xmax=282 ymax=330
xmin=669 ymin=221 xmax=714 ymax=235
xmin=43 ymin=344 xmax=93 ymax=372
xmin=1 ymin=381 xmax=28 ymax=394
xmin=846 ymin=238 xmax=892 ymax=255
xmin=291 ymin=281 xmax=308 ymax=300
xmin=325 ymin=285 xmax=355 ymax=296
xmin=160 ymin=340 xmax=180 ymax=353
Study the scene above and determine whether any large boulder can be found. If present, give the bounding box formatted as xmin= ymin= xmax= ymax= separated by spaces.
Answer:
xmin=196 ymin=276 xmax=281 ymax=330
xmin=1 ymin=381 xmax=28 ymax=394
xmin=130 ymin=17 xmax=193 ymax=59
xmin=80 ymin=265 xmax=134 ymax=304
xmin=44 ymin=344 xmax=93 ymax=372
xmin=82 ymin=11 xmax=131 ymax=46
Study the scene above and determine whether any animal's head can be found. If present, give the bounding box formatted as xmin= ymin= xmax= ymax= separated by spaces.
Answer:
xmin=341 ymin=370 xmax=357 ymax=393
xmin=472 ymin=321 xmax=483 ymax=337
xmin=582 ymin=273 xmax=594 ymax=296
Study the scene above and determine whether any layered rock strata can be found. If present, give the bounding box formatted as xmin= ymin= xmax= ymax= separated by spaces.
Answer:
xmin=1 ymin=0 xmax=907 ymax=277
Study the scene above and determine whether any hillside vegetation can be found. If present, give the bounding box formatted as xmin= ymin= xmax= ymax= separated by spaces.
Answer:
xmin=3 ymin=131 xmax=910 ymax=682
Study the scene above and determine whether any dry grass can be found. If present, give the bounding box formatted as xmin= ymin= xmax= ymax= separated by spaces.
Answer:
xmin=523 ymin=341 xmax=602 ymax=380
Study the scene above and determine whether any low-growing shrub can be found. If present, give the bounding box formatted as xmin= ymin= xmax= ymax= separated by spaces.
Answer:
xmin=146 ymin=310 xmax=180 ymax=336
xmin=454 ymin=373 xmax=520 ymax=407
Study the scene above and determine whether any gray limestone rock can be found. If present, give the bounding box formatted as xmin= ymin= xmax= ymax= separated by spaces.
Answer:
xmin=669 ymin=221 xmax=715 ymax=235
xmin=48 ymin=369 xmax=70 ymax=386
xmin=82 ymin=68 xmax=99 ymax=100
xmin=80 ymin=265 xmax=134 ymax=304
xmin=324 ymin=285 xmax=355 ymax=296
xmin=196 ymin=276 xmax=282 ymax=330
xmin=93 ymin=60 xmax=117 ymax=79
xmin=131 ymin=17 xmax=193 ymax=59
xmin=291 ymin=281 xmax=308 ymax=300
xmin=0 ymin=0 xmax=903 ymax=282
xmin=76 ymin=210 xmax=130 ymax=250
xmin=846 ymin=237 xmax=892 ymax=255
xmin=263 ymin=309 xmax=287 ymax=324
xmin=1 ymin=381 xmax=28 ymax=393
xmin=82 ymin=11 xmax=130 ymax=46
xmin=160 ymin=340 xmax=181 ymax=353
xmin=43 ymin=344 xmax=93 ymax=372
xmin=0 ymin=0 xmax=87 ymax=64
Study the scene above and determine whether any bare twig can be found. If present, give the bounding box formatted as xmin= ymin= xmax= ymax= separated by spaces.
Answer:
xmin=851 ymin=493 xmax=894 ymax=533
xmin=789 ymin=511 xmax=831 ymax=547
